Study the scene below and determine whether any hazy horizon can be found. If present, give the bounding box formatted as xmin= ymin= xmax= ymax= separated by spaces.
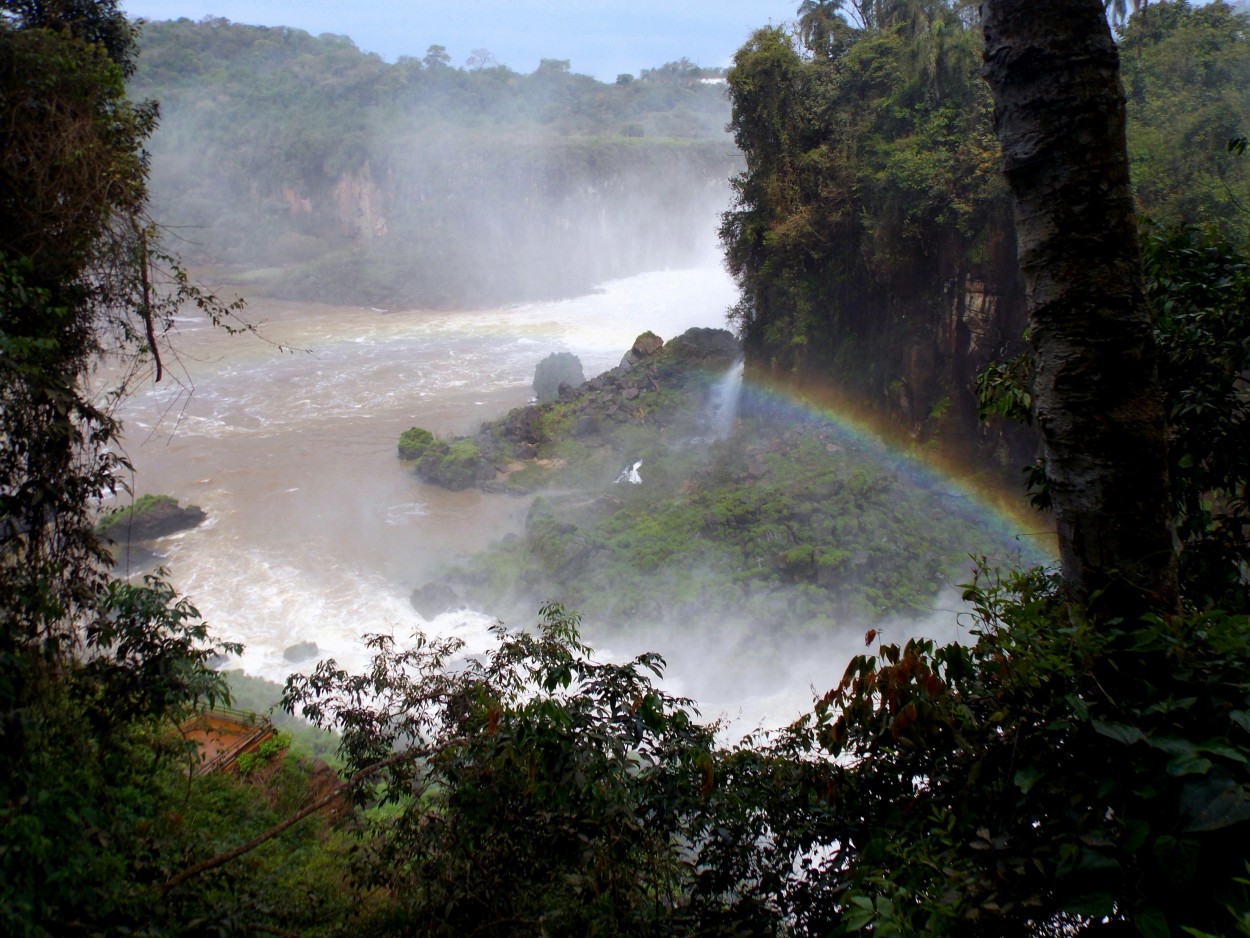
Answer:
xmin=122 ymin=0 xmax=801 ymax=82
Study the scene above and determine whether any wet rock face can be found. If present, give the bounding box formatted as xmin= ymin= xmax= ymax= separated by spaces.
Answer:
xmin=504 ymin=407 xmax=546 ymax=446
xmin=98 ymin=495 xmax=206 ymax=543
xmin=410 ymin=582 xmax=462 ymax=619
xmin=620 ymin=331 xmax=665 ymax=369
xmin=534 ymin=352 xmax=586 ymax=402
xmin=283 ymin=640 xmax=320 ymax=663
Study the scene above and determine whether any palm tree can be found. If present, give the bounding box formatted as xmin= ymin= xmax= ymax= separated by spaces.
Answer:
xmin=797 ymin=0 xmax=847 ymax=58
xmin=907 ymin=2 xmax=979 ymax=98
xmin=1105 ymin=0 xmax=1147 ymax=27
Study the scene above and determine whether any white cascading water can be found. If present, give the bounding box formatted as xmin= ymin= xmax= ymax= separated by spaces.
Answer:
xmin=709 ymin=359 xmax=744 ymax=440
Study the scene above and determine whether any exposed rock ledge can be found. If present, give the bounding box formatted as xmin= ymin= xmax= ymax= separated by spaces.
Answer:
xmin=97 ymin=494 xmax=206 ymax=543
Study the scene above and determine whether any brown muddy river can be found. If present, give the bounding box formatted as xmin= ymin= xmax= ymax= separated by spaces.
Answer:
xmin=114 ymin=265 xmax=743 ymax=679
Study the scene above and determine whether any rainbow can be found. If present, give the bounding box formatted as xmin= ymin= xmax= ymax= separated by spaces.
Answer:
xmin=730 ymin=371 xmax=1058 ymax=568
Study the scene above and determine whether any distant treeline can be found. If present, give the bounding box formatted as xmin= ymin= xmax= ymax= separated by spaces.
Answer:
xmin=130 ymin=18 xmax=740 ymax=307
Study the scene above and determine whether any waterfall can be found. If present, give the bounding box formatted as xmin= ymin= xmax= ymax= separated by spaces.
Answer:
xmin=709 ymin=360 xmax=744 ymax=440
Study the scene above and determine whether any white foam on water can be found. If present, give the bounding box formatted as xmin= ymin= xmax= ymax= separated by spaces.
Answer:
xmin=120 ymin=262 xmax=748 ymax=710
xmin=385 ymin=501 xmax=429 ymax=525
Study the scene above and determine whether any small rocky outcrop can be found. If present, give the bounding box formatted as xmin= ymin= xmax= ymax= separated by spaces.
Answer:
xmin=97 ymin=494 xmax=206 ymax=543
xmin=619 ymin=331 xmax=664 ymax=369
xmin=282 ymin=640 xmax=320 ymax=663
xmin=533 ymin=352 xmax=585 ymax=402
xmin=398 ymin=427 xmax=436 ymax=460
xmin=410 ymin=582 xmax=462 ymax=619
xmin=397 ymin=429 xmax=494 ymax=490
xmin=396 ymin=327 xmax=742 ymax=494
xmin=416 ymin=441 xmax=494 ymax=490
xmin=663 ymin=327 xmax=739 ymax=365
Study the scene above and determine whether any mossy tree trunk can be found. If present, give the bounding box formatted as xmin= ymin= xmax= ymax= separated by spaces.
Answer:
xmin=980 ymin=0 xmax=1178 ymax=614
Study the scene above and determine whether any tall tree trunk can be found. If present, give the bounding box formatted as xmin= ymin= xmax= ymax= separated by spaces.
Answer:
xmin=980 ymin=0 xmax=1178 ymax=615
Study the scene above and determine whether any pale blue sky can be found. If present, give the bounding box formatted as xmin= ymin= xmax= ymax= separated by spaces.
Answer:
xmin=121 ymin=1 xmax=802 ymax=81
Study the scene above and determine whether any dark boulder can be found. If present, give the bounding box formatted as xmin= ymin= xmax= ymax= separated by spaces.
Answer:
xmin=664 ymin=327 xmax=740 ymax=367
xmin=97 ymin=495 xmax=206 ymax=543
xmin=533 ymin=351 xmax=585 ymax=402
xmin=283 ymin=640 xmax=320 ymax=663
xmin=410 ymin=582 xmax=462 ymax=619
xmin=619 ymin=331 xmax=664 ymax=370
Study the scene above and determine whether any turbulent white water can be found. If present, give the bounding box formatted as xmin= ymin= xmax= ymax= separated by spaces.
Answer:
xmin=115 ymin=268 xmax=749 ymax=688
xmin=114 ymin=262 xmax=970 ymax=731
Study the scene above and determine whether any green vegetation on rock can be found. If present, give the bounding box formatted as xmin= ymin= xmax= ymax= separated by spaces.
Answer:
xmin=95 ymin=493 xmax=205 ymax=541
xmin=399 ymin=428 xmax=491 ymax=488
xmin=397 ymin=426 xmax=436 ymax=460
xmin=427 ymin=440 xmax=489 ymax=490
xmin=416 ymin=439 xmax=490 ymax=491
xmin=96 ymin=493 xmax=177 ymax=531
xmin=405 ymin=328 xmax=1033 ymax=630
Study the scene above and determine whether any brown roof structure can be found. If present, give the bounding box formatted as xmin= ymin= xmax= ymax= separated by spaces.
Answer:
xmin=179 ymin=707 xmax=276 ymax=775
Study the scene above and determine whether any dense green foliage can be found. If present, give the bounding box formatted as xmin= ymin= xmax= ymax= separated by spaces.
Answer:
xmin=163 ymin=755 xmax=364 ymax=931
xmin=720 ymin=1 xmax=1249 ymax=466
xmin=783 ymin=571 xmax=1250 ymax=935
xmin=285 ymin=605 xmax=727 ymax=936
xmin=720 ymin=9 xmax=1020 ymax=447
xmin=1 ymin=2 xmax=155 ymax=648
xmin=0 ymin=5 xmax=256 ymax=933
xmin=396 ymin=426 xmax=436 ymax=460
xmin=1121 ymin=2 xmax=1250 ymax=245
xmin=128 ymin=18 xmax=739 ymax=307
xmin=277 ymin=574 xmax=1250 ymax=937
xmin=1144 ymin=226 xmax=1250 ymax=612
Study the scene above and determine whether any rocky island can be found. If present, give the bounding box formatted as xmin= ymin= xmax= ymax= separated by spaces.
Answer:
xmin=398 ymin=328 xmax=1033 ymax=633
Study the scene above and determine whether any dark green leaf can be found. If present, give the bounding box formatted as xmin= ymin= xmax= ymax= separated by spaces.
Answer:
xmin=1180 ymin=778 xmax=1250 ymax=833
xmin=1093 ymin=720 xmax=1146 ymax=745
